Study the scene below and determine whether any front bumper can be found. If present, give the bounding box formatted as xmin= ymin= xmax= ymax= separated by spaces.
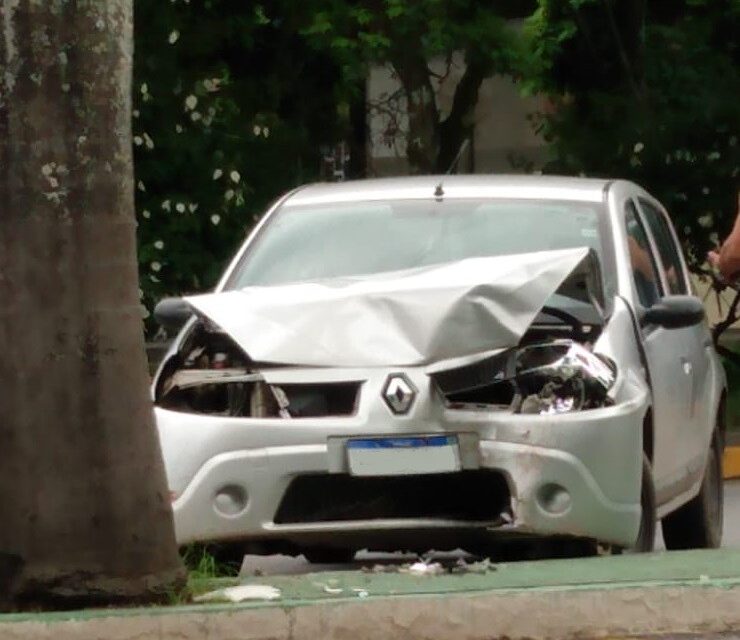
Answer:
xmin=157 ymin=369 xmax=647 ymax=549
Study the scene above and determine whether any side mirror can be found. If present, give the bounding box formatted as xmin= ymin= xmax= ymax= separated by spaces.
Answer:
xmin=153 ymin=297 xmax=192 ymax=332
xmin=642 ymin=295 xmax=705 ymax=330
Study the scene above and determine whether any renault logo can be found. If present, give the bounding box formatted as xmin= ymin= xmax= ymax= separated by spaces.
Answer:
xmin=382 ymin=373 xmax=417 ymax=415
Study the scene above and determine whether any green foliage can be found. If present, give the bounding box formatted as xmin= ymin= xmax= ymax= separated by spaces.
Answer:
xmin=527 ymin=0 xmax=740 ymax=271
xmin=181 ymin=543 xmax=242 ymax=578
xmin=133 ymin=1 xmax=344 ymax=327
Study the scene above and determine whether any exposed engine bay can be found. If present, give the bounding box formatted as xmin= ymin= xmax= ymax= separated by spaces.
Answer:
xmin=155 ymin=247 xmax=616 ymax=418
xmin=156 ymin=311 xmax=615 ymax=419
xmin=155 ymin=322 xmax=361 ymax=418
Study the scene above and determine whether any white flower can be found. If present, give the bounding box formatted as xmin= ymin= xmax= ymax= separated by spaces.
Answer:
xmin=702 ymin=187 xmax=710 ymax=195
xmin=143 ymin=133 xmax=154 ymax=149
xmin=633 ymin=142 xmax=644 ymax=153
xmin=203 ymin=78 xmax=221 ymax=92
xmin=137 ymin=180 xmax=146 ymax=192
xmin=185 ymin=94 xmax=198 ymax=111
xmin=230 ymin=170 xmax=240 ymax=183
xmin=175 ymin=124 xmax=184 ymax=133
xmin=168 ymin=30 xmax=180 ymax=44
xmin=140 ymin=83 xmax=148 ymax=95
xmin=188 ymin=203 xmax=199 ymax=213
xmin=212 ymin=168 xmax=223 ymax=180
xmin=48 ymin=177 xmax=59 ymax=188
xmin=176 ymin=202 xmax=186 ymax=213
xmin=149 ymin=274 xmax=160 ymax=283
xmin=253 ymin=125 xmax=261 ymax=136
xmin=191 ymin=111 xmax=202 ymax=122
xmin=154 ymin=240 xmax=165 ymax=250
xmin=225 ymin=189 xmax=235 ymax=201
xmin=142 ymin=209 xmax=151 ymax=219
xmin=41 ymin=164 xmax=54 ymax=176
xmin=138 ymin=288 xmax=144 ymax=299
xmin=150 ymin=261 xmax=162 ymax=272
xmin=133 ymin=135 xmax=143 ymax=146
xmin=262 ymin=126 xmax=270 ymax=138
xmin=161 ymin=199 xmax=171 ymax=211
xmin=132 ymin=109 xmax=140 ymax=118
xmin=211 ymin=214 xmax=221 ymax=225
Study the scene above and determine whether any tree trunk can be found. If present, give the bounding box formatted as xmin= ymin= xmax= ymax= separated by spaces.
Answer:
xmin=0 ymin=0 xmax=184 ymax=608
xmin=435 ymin=53 xmax=488 ymax=173
xmin=392 ymin=49 xmax=440 ymax=174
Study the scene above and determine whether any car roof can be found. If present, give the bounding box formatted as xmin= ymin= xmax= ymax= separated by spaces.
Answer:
xmin=284 ymin=175 xmax=612 ymax=207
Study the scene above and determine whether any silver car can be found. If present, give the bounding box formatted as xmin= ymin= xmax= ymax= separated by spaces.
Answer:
xmin=153 ymin=175 xmax=726 ymax=562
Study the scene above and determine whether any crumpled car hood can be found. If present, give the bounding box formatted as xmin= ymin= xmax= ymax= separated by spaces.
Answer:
xmin=185 ymin=247 xmax=600 ymax=368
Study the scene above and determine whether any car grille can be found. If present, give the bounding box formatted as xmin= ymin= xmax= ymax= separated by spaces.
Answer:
xmin=274 ymin=471 xmax=510 ymax=524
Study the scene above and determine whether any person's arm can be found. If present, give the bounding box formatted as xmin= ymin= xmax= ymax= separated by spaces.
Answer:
xmin=708 ymin=194 xmax=740 ymax=281
xmin=718 ymin=212 xmax=740 ymax=280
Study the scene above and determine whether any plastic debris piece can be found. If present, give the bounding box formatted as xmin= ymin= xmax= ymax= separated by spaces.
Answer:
xmin=323 ymin=586 xmax=344 ymax=595
xmin=193 ymin=584 xmax=281 ymax=603
xmin=403 ymin=561 xmax=444 ymax=576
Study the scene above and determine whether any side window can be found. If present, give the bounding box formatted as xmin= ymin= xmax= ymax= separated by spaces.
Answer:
xmin=638 ymin=199 xmax=688 ymax=295
xmin=625 ymin=200 xmax=662 ymax=307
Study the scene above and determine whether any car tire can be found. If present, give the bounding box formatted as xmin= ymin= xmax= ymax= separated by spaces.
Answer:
xmin=661 ymin=429 xmax=723 ymax=550
xmin=633 ymin=453 xmax=657 ymax=552
xmin=302 ymin=548 xmax=356 ymax=564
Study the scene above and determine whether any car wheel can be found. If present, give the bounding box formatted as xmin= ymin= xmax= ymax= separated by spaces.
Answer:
xmin=302 ymin=548 xmax=356 ymax=564
xmin=662 ymin=429 xmax=723 ymax=550
xmin=633 ymin=453 xmax=657 ymax=552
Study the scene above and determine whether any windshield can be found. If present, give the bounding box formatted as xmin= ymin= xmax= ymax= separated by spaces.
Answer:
xmin=227 ymin=199 xmax=608 ymax=289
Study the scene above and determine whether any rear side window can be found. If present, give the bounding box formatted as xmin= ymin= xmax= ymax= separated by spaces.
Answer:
xmin=625 ymin=200 xmax=661 ymax=308
xmin=638 ymin=199 xmax=688 ymax=295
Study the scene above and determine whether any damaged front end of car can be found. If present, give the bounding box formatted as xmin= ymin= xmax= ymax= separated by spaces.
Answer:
xmin=153 ymin=247 xmax=645 ymax=551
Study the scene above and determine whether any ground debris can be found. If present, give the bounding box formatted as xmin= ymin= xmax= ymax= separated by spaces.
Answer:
xmin=401 ymin=561 xmax=445 ymax=576
xmin=193 ymin=584 xmax=281 ymax=603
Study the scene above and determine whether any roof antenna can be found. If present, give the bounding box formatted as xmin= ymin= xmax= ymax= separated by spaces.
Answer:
xmin=434 ymin=182 xmax=444 ymax=199
xmin=446 ymin=138 xmax=471 ymax=175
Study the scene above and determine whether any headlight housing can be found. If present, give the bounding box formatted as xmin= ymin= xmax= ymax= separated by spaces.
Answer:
xmin=516 ymin=340 xmax=616 ymax=414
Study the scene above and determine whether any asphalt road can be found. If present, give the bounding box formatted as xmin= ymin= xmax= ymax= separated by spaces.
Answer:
xmin=239 ymin=480 xmax=740 ymax=577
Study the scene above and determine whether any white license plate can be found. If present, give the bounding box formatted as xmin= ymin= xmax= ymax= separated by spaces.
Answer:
xmin=347 ymin=436 xmax=460 ymax=476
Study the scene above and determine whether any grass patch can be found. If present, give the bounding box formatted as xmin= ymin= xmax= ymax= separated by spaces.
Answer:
xmin=181 ymin=543 xmax=244 ymax=579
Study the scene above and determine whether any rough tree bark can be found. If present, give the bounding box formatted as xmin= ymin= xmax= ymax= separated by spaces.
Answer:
xmin=0 ymin=0 xmax=184 ymax=607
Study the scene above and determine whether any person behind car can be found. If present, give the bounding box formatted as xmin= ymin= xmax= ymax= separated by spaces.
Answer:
xmin=707 ymin=193 xmax=740 ymax=282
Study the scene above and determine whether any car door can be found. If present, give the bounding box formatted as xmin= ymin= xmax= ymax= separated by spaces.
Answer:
xmin=637 ymin=197 xmax=708 ymax=483
xmin=623 ymin=199 xmax=693 ymax=502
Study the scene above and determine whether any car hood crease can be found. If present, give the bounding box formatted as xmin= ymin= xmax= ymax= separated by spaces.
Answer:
xmin=185 ymin=247 xmax=599 ymax=368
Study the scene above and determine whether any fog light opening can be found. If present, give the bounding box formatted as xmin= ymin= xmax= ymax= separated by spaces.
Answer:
xmin=537 ymin=483 xmax=572 ymax=515
xmin=213 ymin=484 xmax=248 ymax=517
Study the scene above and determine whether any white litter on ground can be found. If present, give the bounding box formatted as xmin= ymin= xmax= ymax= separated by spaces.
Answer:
xmin=193 ymin=584 xmax=281 ymax=603
xmin=403 ymin=561 xmax=445 ymax=576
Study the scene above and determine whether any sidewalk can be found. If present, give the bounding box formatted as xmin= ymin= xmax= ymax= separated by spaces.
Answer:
xmin=3 ymin=549 xmax=740 ymax=639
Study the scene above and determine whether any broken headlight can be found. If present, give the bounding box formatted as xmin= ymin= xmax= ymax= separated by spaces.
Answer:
xmin=515 ymin=341 xmax=616 ymax=415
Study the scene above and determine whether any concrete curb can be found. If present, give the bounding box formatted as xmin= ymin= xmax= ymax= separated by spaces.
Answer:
xmin=2 ymin=584 xmax=740 ymax=640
